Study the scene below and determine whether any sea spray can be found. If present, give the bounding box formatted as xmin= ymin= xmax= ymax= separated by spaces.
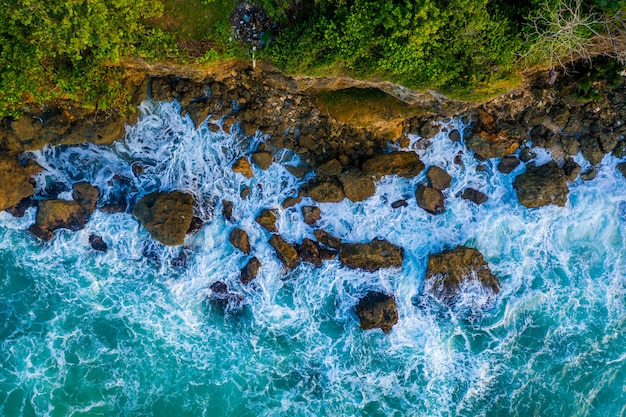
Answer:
xmin=1 ymin=100 xmax=625 ymax=416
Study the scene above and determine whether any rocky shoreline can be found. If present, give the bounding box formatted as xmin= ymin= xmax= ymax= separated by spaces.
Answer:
xmin=1 ymin=58 xmax=625 ymax=333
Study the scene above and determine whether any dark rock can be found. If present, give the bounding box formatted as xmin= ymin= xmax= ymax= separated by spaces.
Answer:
xmin=466 ymin=133 xmax=519 ymax=159
xmin=617 ymin=162 xmax=626 ymax=179
xmin=5 ymin=196 xmax=33 ymax=217
xmin=133 ymin=191 xmax=194 ymax=246
xmin=319 ymin=247 xmax=338 ymax=260
xmin=307 ymin=180 xmax=345 ymax=203
xmin=131 ymin=162 xmax=144 ymax=177
xmin=362 ymin=151 xmax=425 ymax=179
xmin=256 ymin=208 xmax=278 ymax=232
xmin=563 ymin=158 xmax=581 ymax=181
xmin=72 ymin=182 xmax=99 ymax=212
xmin=497 ymin=156 xmax=521 ymax=174
xmin=424 ymin=246 xmax=500 ymax=307
xmin=449 ymin=129 xmax=461 ymax=142
xmin=313 ymin=229 xmax=342 ymax=249
xmin=232 ymin=157 xmax=254 ymax=178
xmin=298 ymin=238 xmax=322 ymax=267
xmin=251 ymin=151 xmax=273 ymax=170
xmin=240 ymin=186 xmax=251 ymax=199
xmin=241 ymin=257 xmax=261 ymax=284
xmin=101 ymin=174 xmax=134 ymax=213
xmin=519 ymin=147 xmax=536 ymax=163
xmin=269 ymin=235 xmax=300 ymax=269
xmin=301 ymin=205 xmax=321 ymax=225
xmin=416 ymin=184 xmax=445 ymax=214
xmin=339 ymin=238 xmax=403 ymax=272
xmin=285 ymin=164 xmax=311 ymax=178
xmin=223 ymin=199 xmax=234 ymax=222
xmin=0 ymin=156 xmax=41 ymax=211
xmin=579 ymin=136 xmax=604 ymax=165
xmin=580 ymin=167 xmax=598 ymax=181
xmin=426 ymin=166 xmax=452 ymax=190
xmin=281 ymin=196 xmax=302 ymax=208
xmin=316 ymin=159 xmax=343 ymax=176
xmin=355 ymin=291 xmax=398 ymax=334
xmin=229 ymin=228 xmax=251 ymax=254
xmin=419 ymin=121 xmax=440 ymax=138
xmin=187 ymin=216 xmax=205 ymax=235
xmin=461 ymin=188 xmax=488 ymax=205
xmin=89 ymin=234 xmax=108 ymax=252
xmin=513 ymin=161 xmax=568 ymax=208
xmin=391 ymin=199 xmax=408 ymax=209
xmin=209 ymin=281 xmax=244 ymax=311
xmin=338 ymin=169 xmax=376 ymax=202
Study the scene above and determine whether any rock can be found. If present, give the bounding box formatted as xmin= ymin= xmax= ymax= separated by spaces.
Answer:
xmin=319 ymin=247 xmax=338 ymax=260
xmin=131 ymin=162 xmax=144 ymax=177
xmin=449 ymin=129 xmax=461 ymax=142
xmin=29 ymin=182 xmax=100 ymax=241
xmin=5 ymin=196 xmax=33 ymax=217
xmin=362 ymin=151 xmax=425 ymax=179
xmin=302 ymin=205 xmax=321 ymax=225
xmin=285 ymin=164 xmax=311 ymax=178
xmin=391 ymin=199 xmax=408 ymax=209
xmin=461 ymin=188 xmax=488 ymax=205
xmin=513 ymin=161 xmax=568 ymax=208
xmin=101 ymin=175 xmax=134 ymax=213
xmin=241 ymin=257 xmax=261 ymax=284
xmin=256 ymin=208 xmax=278 ymax=232
xmin=89 ymin=234 xmax=108 ymax=252
xmin=187 ymin=216 xmax=205 ymax=235
xmin=617 ymin=162 xmax=626 ymax=179
xmin=426 ymin=166 xmax=452 ymax=190
xmin=269 ymin=235 xmax=300 ymax=269
xmin=581 ymin=167 xmax=598 ymax=181
xmin=579 ymin=136 xmax=604 ymax=165
xmin=519 ymin=147 xmax=536 ymax=163
xmin=281 ymin=196 xmax=302 ymax=208
xmin=424 ymin=246 xmax=500 ymax=306
xmin=307 ymin=180 xmax=345 ymax=203
xmin=316 ymin=159 xmax=343 ymax=176
xmin=251 ymin=151 xmax=273 ymax=170
xmin=313 ymin=229 xmax=342 ymax=249
xmin=223 ymin=199 xmax=234 ymax=222
xmin=355 ymin=291 xmax=398 ymax=334
xmin=497 ymin=156 xmax=521 ymax=174
xmin=338 ymin=169 xmax=376 ymax=202
xmin=229 ymin=228 xmax=250 ymax=254
xmin=232 ymin=157 xmax=254 ymax=178
xmin=563 ymin=158 xmax=581 ymax=181
xmin=209 ymin=281 xmax=244 ymax=311
xmin=339 ymin=238 xmax=403 ymax=272
xmin=466 ymin=132 xmax=519 ymax=159
xmin=0 ymin=155 xmax=42 ymax=212
xmin=416 ymin=184 xmax=445 ymax=214
xmin=240 ymin=186 xmax=251 ymax=199
xmin=298 ymin=238 xmax=322 ymax=267
xmin=133 ymin=191 xmax=194 ymax=246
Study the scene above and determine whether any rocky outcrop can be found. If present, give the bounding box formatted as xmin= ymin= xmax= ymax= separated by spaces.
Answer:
xmin=355 ymin=291 xmax=398 ymax=334
xmin=241 ymin=257 xmax=261 ymax=284
xmin=281 ymin=196 xmax=302 ymax=208
xmin=298 ymin=238 xmax=322 ymax=267
xmin=301 ymin=205 xmax=321 ymax=225
xmin=0 ymin=155 xmax=42 ymax=212
xmin=416 ymin=184 xmax=445 ymax=214
xmin=426 ymin=166 xmax=451 ymax=190
xmin=232 ymin=157 xmax=254 ymax=178
xmin=316 ymin=159 xmax=343 ymax=176
xmin=361 ymin=151 xmax=425 ymax=179
xmin=424 ymin=246 xmax=500 ymax=306
xmin=269 ymin=235 xmax=300 ymax=269
xmin=29 ymin=182 xmax=99 ymax=241
xmin=513 ymin=161 xmax=569 ymax=208
xmin=229 ymin=228 xmax=251 ymax=254
xmin=313 ymin=229 xmax=342 ymax=249
xmin=339 ymin=238 xmax=403 ymax=272
xmin=338 ymin=169 xmax=376 ymax=202
xmin=133 ymin=191 xmax=194 ymax=246
xmin=256 ymin=208 xmax=278 ymax=232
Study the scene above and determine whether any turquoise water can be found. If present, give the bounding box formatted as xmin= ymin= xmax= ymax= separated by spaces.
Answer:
xmin=1 ymin=101 xmax=626 ymax=416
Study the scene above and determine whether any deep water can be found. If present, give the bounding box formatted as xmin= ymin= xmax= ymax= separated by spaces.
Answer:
xmin=1 ymin=101 xmax=626 ymax=416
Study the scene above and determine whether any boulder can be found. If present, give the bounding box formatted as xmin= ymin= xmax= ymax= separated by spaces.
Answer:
xmin=307 ymin=180 xmax=345 ymax=203
xmin=563 ymin=158 xmax=581 ymax=181
xmin=269 ymin=235 xmax=300 ymax=269
xmin=461 ymin=188 xmax=488 ymax=205
xmin=426 ymin=166 xmax=452 ymax=190
xmin=355 ymin=291 xmax=398 ymax=334
xmin=339 ymin=238 xmax=403 ymax=272
xmin=223 ymin=199 xmax=234 ymax=222
xmin=0 ymin=156 xmax=42 ymax=212
xmin=251 ymin=151 xmax=273 ymax=170
xmin=416 ymin=184 xmax=445 ymax=214
xmin=89 ymin=234 xmax=108 ymax=252
xmin=241 ymin=257 xmax=261 ymax=284
xmin=229 ymin=228 xmax=251 ymax=254
xmin=513 ymin=161 xmax=568 ymax=208
xmin=187 ymin=216 xmax=205 ymax=235
xmin=301 ymin=205 xmax=321 ymax=225
xmin=240 ymin=186 xmax=251 ymax=199
xmin=316 ymin=159 xmax=343 ymax=176
xmin=256 ymin=208 xmax=278 ymax=232
xmin=232 ymin=157 xmax=254 ymax=178
xmin=424 ymin=246 xmax=500 ymax=306
xmin=29 ymin=182 xmax=99 ymax=241
xmin=338 ymin=169 xmax=376 ymax=202
xmin=298 ymin=238 xmax=322 ymax=267
xmin=313 ymin=229 xmax=342 ymax=249
xmin=133 ymin=191 xmax=194 ymax=246
xmin=391 ymin=199 xmax=408 ymax=209
xmin=497 ymin=156 xmax=521 ymax=174
xmin=362 ymin=151 xmax=425 ymax=179
xmin=281 ymin=196 xmax=302 ymax=208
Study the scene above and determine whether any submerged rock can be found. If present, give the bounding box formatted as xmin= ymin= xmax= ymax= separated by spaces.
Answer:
xmin=424 ymin=246 xmax=500 ymax=307
xmin=339 ymin=238 xmax=403 ymax=272
xmin=256 ymin=208 xmax=278 ymax=232
xmin=355 ymin=291 xmax=398 ymax=334
xmin=209 ymin=281 xmax=244 ymax=311
xmin=0 ymin=156 xmax=41 ymax=212
xmin=229 ymin=228 xmax=251 ymax=254
xmin=513 ymin=161 xmax=568 ymax=208
xmin=416 ymin=184 xmax=445 ymax=214
xmin=362 ymin=151 xmax=425 ymax=179
xmin=241 ymin=257 xmax=261 ymax=284
xmin=426 ymin=166 xmax=451 ymax=190
xmin=269 ymin=235 xmax=300 ymax=269
xmin=133 ymin=191 xmax=194 ymax=246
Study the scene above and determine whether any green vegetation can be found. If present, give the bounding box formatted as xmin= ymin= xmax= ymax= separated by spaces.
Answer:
xmin=0 ymin=0 xmax=624 ymax=117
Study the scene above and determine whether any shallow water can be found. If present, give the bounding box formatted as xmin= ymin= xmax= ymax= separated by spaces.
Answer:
xmin=1 ymin=101 xmax=626 ymax=416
